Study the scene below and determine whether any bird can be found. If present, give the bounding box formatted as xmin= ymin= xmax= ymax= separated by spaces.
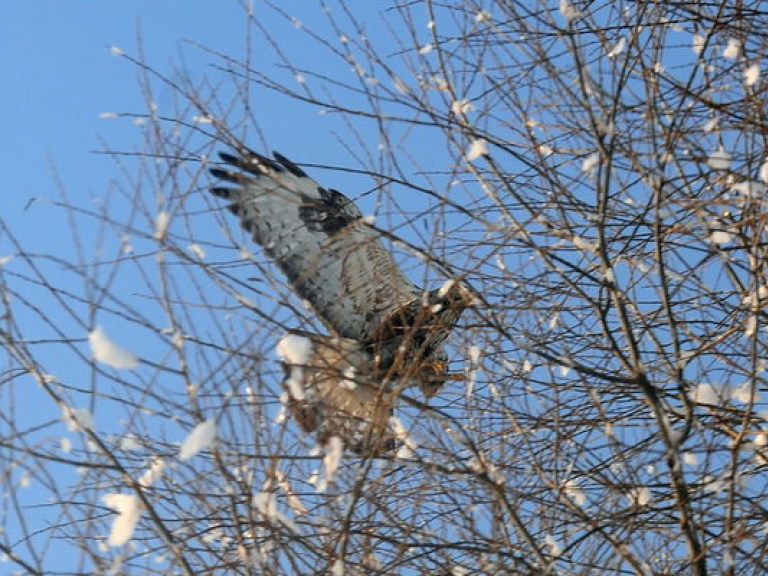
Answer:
xmin=208 ymin=147 xmax=470 ymax=455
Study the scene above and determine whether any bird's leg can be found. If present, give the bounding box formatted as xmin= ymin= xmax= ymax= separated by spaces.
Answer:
xmin=417 ymin=360 xmax=467 ymax=398
xmin=422 ymin=360 xmax=466 ymax=382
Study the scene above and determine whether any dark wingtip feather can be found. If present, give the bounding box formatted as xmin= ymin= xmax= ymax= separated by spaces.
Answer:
xmin=218 ymin=152 xmax=240 ymax=165
xmin=209 ymin=168 xmax=232 ymax=181
xmin=273 ymin=151 xmax=307 ymax=178
xmin=209 ymin=187 xmax=232 ymax=199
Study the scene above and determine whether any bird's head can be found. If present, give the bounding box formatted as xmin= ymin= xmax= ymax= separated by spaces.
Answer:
xmin=431 ymin=278 xmax=475 ymax=311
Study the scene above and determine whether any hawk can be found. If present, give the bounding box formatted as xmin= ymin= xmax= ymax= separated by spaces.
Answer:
xmin=209 ymin=148 xmax=470 ymax=455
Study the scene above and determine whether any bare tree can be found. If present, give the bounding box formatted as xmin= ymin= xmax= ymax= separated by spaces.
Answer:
xmin=3 ymin=1 xmax=768 ymax=574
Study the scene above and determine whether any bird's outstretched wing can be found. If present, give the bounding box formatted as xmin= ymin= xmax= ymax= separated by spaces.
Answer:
xmin=209 ymin=149 xmax=420 ymax=344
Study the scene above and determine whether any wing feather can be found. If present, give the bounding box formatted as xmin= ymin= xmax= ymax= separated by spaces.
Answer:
xmin=209 ymin=148 xmax=420 ymax=343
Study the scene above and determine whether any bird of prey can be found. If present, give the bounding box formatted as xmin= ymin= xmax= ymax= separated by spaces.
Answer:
xmin=209 ymin=148 xmax=470 ymax=455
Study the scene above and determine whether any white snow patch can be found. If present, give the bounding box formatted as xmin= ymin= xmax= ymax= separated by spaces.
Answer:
xmin=451 ymin=99 xmax=474 ymax=115
xmin=695 ymin=383 xmax=724 ymax=405
xmin=121 ymin=235 xmax=133 ymax=254
xmin=475 ymin=10 xmax=492 ymax=23
xmin=694 ymin=382 xmax=756 ymax=406
xmin=582 ymin=152 xmax=599 ymax=174
xmin=466 ymin=345 xmax=482 ymax=397
xmin=467 ymin=139 xmax=488 ymax=161
xmin=683 ymin=451 xmax=698 ymax=465
xmin=274 ymin=399 xmax=289 ymax=424
xmin=102 ymin=493 xmax=140 ymax=546
xmin=430 ymin=75 xmax=449 ymax=91
xmin=755 ymin=432 xmax=768 ymax=446
xmin=745 ymin=315 xmax=758 ymax=337
xmin=154 ymin=211 xmax=170 ymax=240
xmin=709 ymin=230 xmax=734 ymax=245
xmin=606 ymin=37 xmax=626 ymax=58
xmin=723 ymin=38 xmax=741 ymax=59
xmin=316 ymin=436 xmax=344 ymax=492
xmin=692 ymin=34 xmax=705 ymax=55
xmin=745 ymin=63 xmax=760 ymax=86
xmin=625 ymin=486 xmax=651 ymax=507
xmin=559 ymin=0 xmax=581 ymax=22
xmin=99 ymin=112 xmax=118 ymax=119
xmin=563 ymin=479 xmax=586 ymax=506
xmin=707 ymin=148 xmax=732 ymax=170
xmin=438 ymin=278 xmax=457 ymax=298
xmin=418 ymin=44 xmax=433 ymax=55
xmin=522 ymin=359 xmax=533 ymax=372
xmin=179 ymin=419 xmax=216 ymax=460
xmin=275 ymin=470 xmax=308 ymax=516
xmin=62 ymin=406 xmax=94 ymax=432
xmin=139 ymin=459 xmax=166 ymax=488
xmin=701 ymin=117 xmax=719 ymax=132
xmin=239 ymin=245 xmax=253 ymax=260
xmin=545 ymin=534 xmax=562 ymax=557
xmin=187 ymin=244 xmax=206 ymax=259
xmin=277 ymin=334 xmax=314 ymax=401
xmin=391 ymin=416 xmax=417 ymax=459
xmin=117 ymin=435 xmax=142 ymax=451
xmin=730 ymin=180 xmax=766 ymax=197
xmin=731 ymin=382 xmax=756 ymax=403
xmin=277 ymin=334 xmax=313 ymax=365
xmin=89 ymin=326 xmax=139 ymax=370
xmin=572 ymin=235 xmax=598 ymax=252
xmin=109 ymin=46 xmax=125 ymax=56
xmin=253 ymin=491 xmax=278 ymax=520
xmin=192 ymin=115 xmax=213 ymax=124
xmin=538 ymin=144 xmax=553 ymax=157
xmin=331 ymin=558 xmax=345 ymax=576
xmin=742 ymin=285 xmax=768 ymax=307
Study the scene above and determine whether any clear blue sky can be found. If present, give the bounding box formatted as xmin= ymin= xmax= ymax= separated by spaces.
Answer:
xmin=1 ymin=1 xmax=393 ymax=251
xmin=2 ymin=2 xmax=241 ymax=247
